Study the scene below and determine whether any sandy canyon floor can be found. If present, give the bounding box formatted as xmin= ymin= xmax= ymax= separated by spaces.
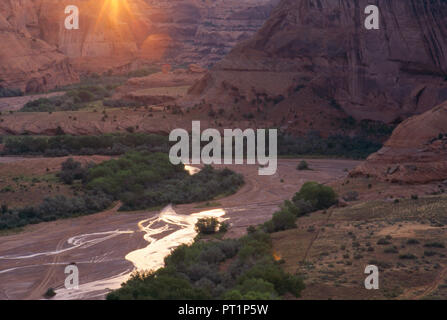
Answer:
xmin=1 ymin=157 xmax=446 ymax=300
xmin=0 ymin=158 xmax=358 ymax=300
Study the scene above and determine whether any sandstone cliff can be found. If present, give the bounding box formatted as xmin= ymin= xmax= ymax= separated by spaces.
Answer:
xmin=0 ymin=0 xmax=78 ymax=93
xmin=1 ymin=0 xmax=278 ymax=90
xmin=185 ymin=0 xmax=447 ymax=125
xmin=142 ymin=0 xmax=280 ymax=66
xmin=351 ymin=101 xmax=447 ymax=184
xmin=32 ymin=0 xmax=278 ymax=72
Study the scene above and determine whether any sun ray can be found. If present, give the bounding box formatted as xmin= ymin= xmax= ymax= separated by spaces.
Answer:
xmin=92 ymin=0 xmax=134 ymax=32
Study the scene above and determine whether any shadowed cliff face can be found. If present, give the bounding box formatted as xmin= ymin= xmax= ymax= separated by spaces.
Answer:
xmin=351 ymin=100 xmax=447 ymax=183
xmin=187 ymin=0 xmax=447 ymax=124
xmin=142 ymin=0 xmax=280 ymax=66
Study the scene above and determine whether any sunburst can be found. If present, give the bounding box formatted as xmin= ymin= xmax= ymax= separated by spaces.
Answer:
xmin=94 ymin=0 xmax=134 ymax=30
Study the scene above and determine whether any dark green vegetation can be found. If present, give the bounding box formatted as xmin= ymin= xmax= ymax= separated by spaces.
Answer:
xmin=75 ymin=152 xmax=244 ymax=211
xmin=0 ymin=87 xmax=23 ymax=98
xmin=19 ymin=68 xmax=160 ymax=112
xmin=21 ymin=85 xmax=113 ymax=112
xmin=297 ymin=160 xmax=309 ymax=170
xmin=0 ymin=151 xmax=243 ymax=230
xmin=43 ymin=288 xmax=56 ymax=299
xmin=1 ymin=133 xmax=170 ymax=156
xmin=107 ymin=230 xmax=304 ymax=300
xmin=0 ymin=192 xmax=113 ymax=230
xmin=195 ymin=217 xmax=222 ymax=235
xmin=263 ymin=182 xmax=338 ymax=233
xmin=1 ymin=130 xmax=383 ymax=160
xmin=278 ymin=131 xmax=383 ymax=159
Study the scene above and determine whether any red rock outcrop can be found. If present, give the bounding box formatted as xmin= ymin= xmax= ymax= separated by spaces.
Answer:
xmin=32 ymin=0 xmax=278 ymax=73
xmin=351 ymin=101 xmax=447 ymax=184
xmin=142 ymin=0 xmax=280 ymax=67
xmin=1 ymin=0 xmax=278 ymax=90
xmin=185 ymin=0 xmax=447 ymax=126
xmin=114 ymin=64 xmax=207 ymax=104
xmin=0 ymin=0 xmax=79 ymax=92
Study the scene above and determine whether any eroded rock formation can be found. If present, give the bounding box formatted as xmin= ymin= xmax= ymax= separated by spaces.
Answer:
xmin=0 ymin=0 xmax=278 ymax=91
xmin=113 ymin=64 xmax=207 ymax=105
xmin=186 ymin=0 xmax=447 ymax=125
xmin=351 ymin=101 xmax=447 ymax=184
xmin=0 ymin=0 xmax=78 ymax=93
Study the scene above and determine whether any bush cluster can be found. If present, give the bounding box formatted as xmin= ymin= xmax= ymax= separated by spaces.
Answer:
xmin=0 ymin=192 xmax=113 ymax=230
xmin=0 ymin=87 xmax=23 ymax=97
xmin=107 ymin=230 xmax=304 ymax=300
xmin=263 ymin=182 xmax=338 ymax=233
xmin=2 ymin=133 xmax=170 ymax=156
xmin=278 ymin=131 xmax=382 ymax=159
xmin=20 ymin=85 xmax=110 ymax=112
xmin=82 ymin=152 xmax=244 ymax=211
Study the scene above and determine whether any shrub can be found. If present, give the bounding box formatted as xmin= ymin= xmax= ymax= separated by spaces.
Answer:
xmin=59 ymin=158 xmax=90 ymax=184
xmin=219 ymin=222 xmax=229 ymax=233
xmin=424 ymin=250 xmax=437 ymax=257
xmin=293 ymin=199 xmax=315 ymax=216
xmin=247 ymin=225 xmax=257 ymax=234
xmin=292 ymin=182 xmax=337 ymax=211
xmin=399 ymin=253 xmax=417 ymax=260
xmin=270 ymin=209 xmax=297 ymax=232
xmin=195 ymin=217 xmax=220 ymax=235
xmin=297 ymin=160 xmax=309 ymax=171
xmin=44 ymin=288 xmax=56 ymax=299
xmin=377 ymin=238 xmax=391 ymax=245
xmin=424 ymin=242 xmax=445 ymax=248
xmin=384 ymin=246 xmax=399 ymax=254
xmin=342 ymin=191 xmax=359 ymax=202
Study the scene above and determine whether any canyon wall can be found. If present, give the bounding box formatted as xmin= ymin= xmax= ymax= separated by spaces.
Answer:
xmin=142 ymin=0 xmax=280 ymax=66
xmin=0 ymin=0 xmax=278 ymax=91
xmin=351 ymin=100 xmax=447 ymax=183
xmin=0 ymin=0 xmax=78 ymax=93
xmin=186 ymin=0 xmax=447 ymax=124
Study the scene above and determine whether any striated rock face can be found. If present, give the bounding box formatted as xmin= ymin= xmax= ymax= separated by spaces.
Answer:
xmin=142 ymin=0 xmax=280 ymax=67
xmin=0 ymin=0 xmax=78 ymax=93
xmin=37 ymin=0 xmax=150 ymax=73
xmin=29 ymin=0 xmax=278 ymax=72
xmin=351 ymin=101 xmax=447 ymax=184
xmin=1 ymin=0 xmax=277 ymax=90
xmin=186 ymin=0 xmax=447 ymax=124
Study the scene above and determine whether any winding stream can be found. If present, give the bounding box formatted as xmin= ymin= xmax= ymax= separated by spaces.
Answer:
xmin=54 ymin=205 xmax=226 ymax=299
